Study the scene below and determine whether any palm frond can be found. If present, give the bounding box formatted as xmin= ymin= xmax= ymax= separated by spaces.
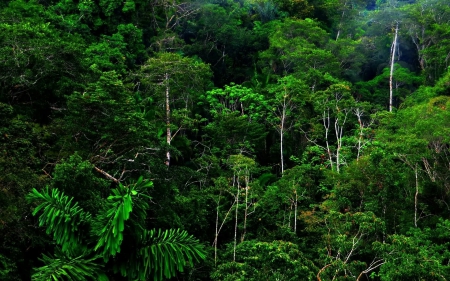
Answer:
xmin=32 ymin=248 xmax=107 ymax=281
xmin=129 ymin=177 xmax=153 ymax=233
xmin=92 ymin=176 xmax=153 ymax=259
xmin=139 ymin=229 xmax=207 ymax=281
xmin=27 ymin=187 xmax=91 ymax=252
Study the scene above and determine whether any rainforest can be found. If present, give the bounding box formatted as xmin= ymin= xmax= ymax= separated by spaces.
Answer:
xmin=0 ymin=0 xmax=450 ymax=280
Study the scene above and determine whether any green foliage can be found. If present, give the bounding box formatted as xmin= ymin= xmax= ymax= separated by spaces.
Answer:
xmin=2 ymin=0 xmax=450 ymax=279
xmin=50 ymin=154 xmax=109 ymax=214
xmin=139 ymin=229 xmax=207 ymax=281
xmin=355 ymin=64 xmax=423 ymax=107
xmin=375 ymin=226 xmax=450 ymax=280
xmin=27 ymin=175 xmax=205 ymax=280
xmin=32 ymin=248 xmax=106 ymax=281
xmin=0 ymin=254 xmax=16 ymax=280
xmin=212 ymin=240 xmax=318 ymax=280
xmin=259 ymin=18 xmax=339 ymax=84
xmin=202 ymin=83 xmax=266 ymax=120
xmin=0 ymin=1 xmax=87 ymax=106
xmin=27 ymin=186 xmax=91 ymax=252
xmin=92 ymin=177 xmax=152 ymax=259
xmin=182 ymin=2 xmax=268 ymax=85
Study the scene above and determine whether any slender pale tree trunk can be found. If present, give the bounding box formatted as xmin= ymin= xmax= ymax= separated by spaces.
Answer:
xmin=414 ymin=164 xmax=419 ymax=228
xmin=322 ymin=109 xmax=334 ymax=171
xmin=398 ymin=155 xmax=420 ymax=228
xmin=355 ymin=109 xmax=364 ymax=161
xmin=233 ymin=175 xmax=239 ymax=262
xmin=213 ymin=194 xmax=235 ymax=266
xmin=389 ymin=22 xmax=399 ymax=112
xmin=165 ymin=72 xmax=171 ymax=166
xmin=293 ymin=189 xmax=298 ymax=233
xmin=335 ymin=0 xmax=348 ymax=41
xmin=335 ymin=118 xmax=342 ymax=174
xmin=280 ymin=106 xmax=285 ymax=174
xmin=241 ymin=174 xmax=249 ymax=242
xmin=334 ymin=108 xmax=348 ymax=174
xmin=214 ymin=194 xmax=219 ymax=266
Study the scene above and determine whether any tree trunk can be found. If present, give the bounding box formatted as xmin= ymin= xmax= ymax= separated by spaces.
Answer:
xmin=414 ymin=165 xmax=419 ymax=228
xmin=165 ymin=72 xmax=171 ymax=166
xmin=280 ymin=97 xmax=286 ymax=174
xmin=214 ymin=194 xmax=220 ymax=266
xmin=323 ymin=110 xmax=334 ymax=172
xmin=389 ymin=22 xmax=399 ymax=112
xmin=241 ymin=175 xmax=249 ymax=242
xmin=233 ymin=175 xmax=239 ymax=262
xmin=294 ymin=189 xmax=297 ymax=233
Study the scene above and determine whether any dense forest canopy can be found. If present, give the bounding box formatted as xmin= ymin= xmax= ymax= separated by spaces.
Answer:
xmin=1 ymin=0 xmax=450 ymax=280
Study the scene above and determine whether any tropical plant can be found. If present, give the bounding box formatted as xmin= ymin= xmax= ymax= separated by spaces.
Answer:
xmin=27 ymin=176 xmax=206 ymax=281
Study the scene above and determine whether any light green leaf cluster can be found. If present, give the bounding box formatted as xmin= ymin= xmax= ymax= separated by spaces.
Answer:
xmin=27 ymin=187 xmax=91 ymax=252
xmin=139 ymin=229 xmax=206 ymax=281
xmin=32 ymin=248 xmax=105 ymax=281
xmin=202 ymin=83 xmax=266 ymax=120
xmin=28 ymin=174 xmax=205 ymax=280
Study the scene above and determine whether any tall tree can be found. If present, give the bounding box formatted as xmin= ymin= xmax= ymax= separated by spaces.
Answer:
xmin=138 ymin=52 xmax=211 ymax=166
xmin=265 ymin=75 xmax=308 ymax=174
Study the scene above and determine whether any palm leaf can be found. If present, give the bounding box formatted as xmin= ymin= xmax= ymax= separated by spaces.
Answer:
xmin=92 ymin=176 xmax=153 ymax=259
xmin=31 ymin=247 xmax=107 ymax=281
xmin=27 ymin=187 xmax=91 ymax=252
xmin=138 ymin=229 xmax=207 ymax=281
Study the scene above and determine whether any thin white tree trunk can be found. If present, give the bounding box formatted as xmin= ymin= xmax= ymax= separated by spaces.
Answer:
xmin=294 ymin=190 xmax=297 ymax=233
xmin=389 ymin=22 xmax=399 ymax=112
xmin=213 ymin=195 xmax=236 ymax=266
xmin=214 ymin=193 xmax=220 ymax=266
xmin=280 ymin=117 xmax=284 ymax=174
xmin=414 ymin=165 xmax=419 ymax=228
xmin=280 ymin=96 xmax=286 ymax=174
xmin=165 ymin=72 xmax=171 ymax=166
xmin=241 ymin=175 xmax=249 ymax=242
xmin=323 ymin=110 xmax=334 ymax=171
xmin=334 ymin=109 xmax=348 ymax=174
xmin=233 ymin=175 xmax=239 ymax=262
xmin=355 ymin=109 xmax=364 ymax=161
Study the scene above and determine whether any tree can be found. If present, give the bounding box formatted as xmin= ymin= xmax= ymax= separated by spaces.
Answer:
xmin=375 ymin=225 xmax=450 ymax=280
xmin=305 ymin=81 xmax=357 ymax=173
xmin=138 ymin=52 xmax=211 ymax=166
xmin=355 ymin=64 xmax=422 ymax=108
xmin=377 ymin=95 xmax=450 ymax=227
xmin=0 ymin=102 xmax=49 ymax=280
xmin=211 ymin=240 xmax=318 ymax=281
xmin=199 ymin=83 xmax=267 ymax=160
xmin=0 ymin=0 xmax=87 ymax=119
xmin=315 ymin=210 xmax=384 ymax=281
xmin=388 ymin=21 xmax=399 ymax=112
xmin=259 ymin=18 xmax=338 ymax=85
xmin=182 ymin=2 xmax=264 ymax=86
xmin=402 ymin=0 xmax=450 ymax=83
xmin=227 ymin=154 xmax=257 ymax=261
xmin=265 ymin=75 xmax=308 ymax=174
xmin=63 ymin=69 xmax=158 ymax=182
xmin=362 ymin=0 xmax=409 ymax=110
xmin=314 ymin=0 xmax=367 ymax=40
